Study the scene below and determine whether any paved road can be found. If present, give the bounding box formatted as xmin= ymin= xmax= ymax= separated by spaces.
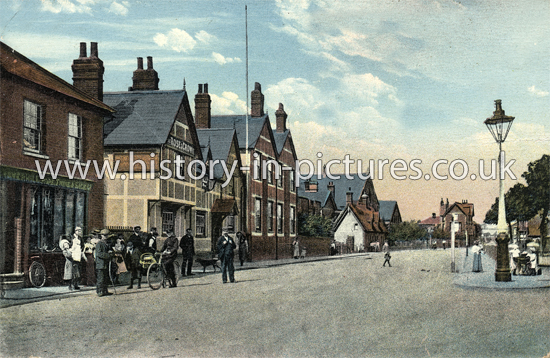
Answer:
xmin=1 ymin=250 xmax=549 ymax=357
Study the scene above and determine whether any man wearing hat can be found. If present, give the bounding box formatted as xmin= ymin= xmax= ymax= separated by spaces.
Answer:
xmin=94 ymin=229 xmax=113 ymax=296
xmin=217 ymin=230 xmax=237 ymax=283
xmin=179 ymin=228 xmax=195 ymax=276
xmin=128 ymin=226 xmax=144 ymax=251
xmin=146 ymin=227 xmax=159 ymax=254
xmin=160 ymin=230 xmax=179 ymax=288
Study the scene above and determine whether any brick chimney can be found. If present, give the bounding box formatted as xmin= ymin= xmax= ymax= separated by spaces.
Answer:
xmin=346 ymin=187 xmax=353 ymax=205
xmin=130 ymin=56 xmax=159 ymax=91
xmin=195 ymin=83 xmax=211 ymax=129
xmin=72 ymin=42 xmax=104 ymax=101
xmin=251 ymin=82 xmax=264 ymax=117
xmin=327 ymin=182 xmax=335 ymax=196
xmin=275 ymin=103 xmax=287 ymax=132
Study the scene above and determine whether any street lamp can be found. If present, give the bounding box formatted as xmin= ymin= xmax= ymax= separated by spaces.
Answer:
xmin=484 ymin=99 xmax=514 ymax=282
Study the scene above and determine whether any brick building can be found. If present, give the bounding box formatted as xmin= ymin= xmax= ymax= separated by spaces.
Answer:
xmin=205 ymin=83 xmax=299 ymax=260
xmin=0 ymin=41 xmax=113 ymax=287
xmin=441 ymin=199 xmax=476 ymax=239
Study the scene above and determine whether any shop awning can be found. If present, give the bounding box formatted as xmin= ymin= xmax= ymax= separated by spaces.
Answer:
xmin=211 ymin=199 xmax=238 ymax=214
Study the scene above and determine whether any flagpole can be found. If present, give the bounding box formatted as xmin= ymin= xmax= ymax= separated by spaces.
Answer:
xmin=245 ymin=4 xmax=249 ymax=166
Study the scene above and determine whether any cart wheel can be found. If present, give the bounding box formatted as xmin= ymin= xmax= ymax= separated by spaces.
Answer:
xmin=29 ymin=261 xmax=46 ymax=288
xmin=147 ymin=263 xmax=163 ymax=290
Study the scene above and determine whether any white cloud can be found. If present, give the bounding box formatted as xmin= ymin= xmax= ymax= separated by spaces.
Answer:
xmin=341 ymin=73 xmax=399 ymax=105
xmin=108 ymin=1 xmax=129 ymax=16
xmin=40 ymin=0 xmax=92 ymax=14
xmin=211 ymin=52 xmax=242 ymax=65
xmin=195 ymin=30 xmax=215 ymax=44
xmin=210 ymin=92 xmax=247 ymax=115
xmin=527 ymin=85 xmax=549 ymax=97
xmin=154 ymin=28 xmax=197 ymax=52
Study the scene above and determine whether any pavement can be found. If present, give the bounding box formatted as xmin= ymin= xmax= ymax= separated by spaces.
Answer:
xmin=0 ymin=252 xmax=365 ymax=308
xmin=453 ymin=247 xmax=550 ymax=289
xmin=2 ymin=249 xmax=549 ymax=307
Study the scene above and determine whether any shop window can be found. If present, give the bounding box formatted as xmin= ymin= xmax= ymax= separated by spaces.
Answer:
xmin=30 ymin=188 xmax=85 ymax=251
xmin=68 ymin=113 xmax=82 ymax=160
xmin=255 ymin=198 xmax=261 ymax=232
xmin=23 ymin=100 xmax=42 ymax=153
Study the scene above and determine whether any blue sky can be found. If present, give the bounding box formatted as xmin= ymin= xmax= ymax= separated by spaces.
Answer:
xmin=1 ymin=0 xmax=548 ymax=221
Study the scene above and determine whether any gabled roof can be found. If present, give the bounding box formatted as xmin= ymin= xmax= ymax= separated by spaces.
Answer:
xmin=273 ymin=130 xmax=288 ymax=154
xmin=333 ymin=203 xmax=387 ymax=234
xmin=379 ymin=200 xmax=397 ymax=222
xmin=196 ymin=128 xmax=237 ymax=179
xmin=103 ymin=90 xmax=186 ymax=146
xmin=210 ymin=114 xmax=267 ymax=150
xmin=298 ymin=174 xmax=371 ymax=211
xmin=444 ymin=202 xmax=475 ymax=218
xmin=1 ymin=41 xmax=113 ymax=113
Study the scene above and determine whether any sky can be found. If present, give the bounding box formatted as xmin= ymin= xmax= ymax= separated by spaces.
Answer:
xmin=1 ymin=0 xmax=548 ymax=222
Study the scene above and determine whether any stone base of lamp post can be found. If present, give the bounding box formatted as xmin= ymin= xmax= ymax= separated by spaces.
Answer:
xmin=495 ymin=232 xmax=511 ymax=282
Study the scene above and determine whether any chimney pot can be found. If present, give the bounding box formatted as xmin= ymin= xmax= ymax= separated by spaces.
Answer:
xmin=72 ymin=41 xmax=104 ymax=101
xmin=137 ymin=57 xmax=143 ymax=70
xmin=198 ymin=84 xmax=203 ymax=93
xmin=79 ymin=42 xmax=87 ymax=58
xmin=251 ymin=82 xmax=265 ymax=117
xmin=204 ymin=83 xmax=208 ymax=93
xmin=275 ymin=102 xmax=288 ymax=132
xmin=147 ymin=56 xmax=153 ymax=69
xmin=90 ymin=42 xmax=98 ymax=58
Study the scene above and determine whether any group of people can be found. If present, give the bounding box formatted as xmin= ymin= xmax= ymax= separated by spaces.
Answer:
xmin=61 ymin=225 xmax=249 ymax=296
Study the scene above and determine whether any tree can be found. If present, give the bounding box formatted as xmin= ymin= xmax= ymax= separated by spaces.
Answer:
xmin=298 ymin=214 xmax=332 ymax=237
xmin=484 ymin=183 xmax=531 ymax=240
xmin=432 ymin=227 xmax=450 ymax=240
xmin=484 ymin=155 xmax=550 ymax=251
xmin=522 ymin=155 xmax=550 ymax=252
xmin=388 ymin=221 xmax=428 ymax=245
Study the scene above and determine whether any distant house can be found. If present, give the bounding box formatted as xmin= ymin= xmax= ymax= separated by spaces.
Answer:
xmin=442 ymin=200 xmax=476 ymax=239
xmin=298 ymin=174 xmax=381 ymax=217
xmin=379 ymin=200 xmax=402 ymax=229
xmin=332 ymin=189 xmax=387 ymax=252
xmin=297 ymin=179 xmax=337 ymax=219
xmin=419 ymin=213 xmax=441 ymax=233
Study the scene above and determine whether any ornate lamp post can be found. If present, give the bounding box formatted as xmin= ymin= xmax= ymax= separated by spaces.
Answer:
xmin=484 ymin=99 xmax=514 ymax=282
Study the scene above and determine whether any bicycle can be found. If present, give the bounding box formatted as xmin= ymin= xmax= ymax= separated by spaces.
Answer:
xmin=28 ymin=246 xmax=64 ymax=288
xmin=146 ymin=252 xmax=180 ymax=290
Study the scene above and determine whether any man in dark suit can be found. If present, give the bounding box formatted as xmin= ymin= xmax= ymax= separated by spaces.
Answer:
xmin=95 ymin=229 xmax=113 ymax=297
xmin=179 ymin=228 xmax=195 ymax=276
xmin=217 ymin=230 xmax=237 ymax=283
xmin=128 ymin=225 xmax=144 ymax=251
xmin=161 ymin=230 xmax=179 ymax=288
